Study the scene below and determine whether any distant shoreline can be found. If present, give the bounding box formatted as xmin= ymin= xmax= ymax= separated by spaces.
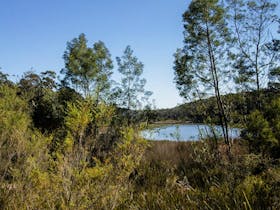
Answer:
xmin=151 ymin=120 xmax=191 ymax=125
xmin=148 ymin=120 xmax=206 ymax=129
xmin=149 ymin=120 xmax=244 ymax=129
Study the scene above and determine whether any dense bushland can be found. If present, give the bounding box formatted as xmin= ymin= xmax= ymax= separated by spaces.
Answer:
xmin=0 ymin=0 xmax=279 ymax=208
xmin=0 ymin=84 xmax=149 ymax=209
xmin=1 ymin=80 xmax=280 ymax=209
xmin=1 ymin=69 xmax=280 ymax=209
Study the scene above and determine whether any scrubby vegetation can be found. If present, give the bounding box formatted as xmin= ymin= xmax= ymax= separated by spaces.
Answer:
xmin=0 ymin=84 xmax=148 ymax=209
xmin=1 ymin=79 xmax=280 ymax=209
xmin=0 ymin=0 xmax=280 ymax=209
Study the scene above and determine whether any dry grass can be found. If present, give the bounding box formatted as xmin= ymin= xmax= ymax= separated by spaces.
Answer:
xmin=144 ymin=139 xmax=248 ymax=166
xmin=144 ymin=141 xmax=193 ymax=165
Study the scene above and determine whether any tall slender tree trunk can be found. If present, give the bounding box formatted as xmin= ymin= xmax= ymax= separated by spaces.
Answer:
xmin=206 ymin=23 xmax=231 ymax=152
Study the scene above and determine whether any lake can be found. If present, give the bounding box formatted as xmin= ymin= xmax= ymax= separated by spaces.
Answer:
xmin=141 ymin=124 xmax=240 ymax=141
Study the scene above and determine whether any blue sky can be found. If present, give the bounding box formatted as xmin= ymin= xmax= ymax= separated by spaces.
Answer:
xmin=0 ymin=0 xmax=190 ymax=108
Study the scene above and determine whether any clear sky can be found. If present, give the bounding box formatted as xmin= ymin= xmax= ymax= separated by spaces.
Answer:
xmin=0 ymin=0 xmax=190 ymax=108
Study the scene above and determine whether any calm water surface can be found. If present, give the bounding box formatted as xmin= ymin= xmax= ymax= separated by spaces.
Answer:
xmin=141 ymin=124 xmax=240 ymax=141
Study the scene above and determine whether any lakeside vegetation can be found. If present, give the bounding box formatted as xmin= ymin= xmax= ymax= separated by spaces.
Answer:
xmin=0 ymin=0 xmax=280 ymax=209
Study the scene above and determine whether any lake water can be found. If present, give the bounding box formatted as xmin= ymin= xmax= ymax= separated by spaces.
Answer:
xmin=141 ymin=124 xmax=240 ymax=141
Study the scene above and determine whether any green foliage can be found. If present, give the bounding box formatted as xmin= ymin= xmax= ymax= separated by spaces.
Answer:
xmin=174 ymin=0 xmax=232 ymax=147
xmin=0 ymin=77 xmax=279 ymax=210
xmin=94 ymin=101 xmax=115 ymax=129
xmin=0 ymin=85 xmax=52 ymax=209
xmin=0 ymin=84 xmax=150 ymax=209
xmin=92 ymin=41 xmax=114 ymax=102
xmin=174 ymin=0 xmax=231 ymax=100
xmin=61 ymin=34 xmax=113 ymax=99
xmin=0 ymin=85 xmax=30 ymax=175
xmin=269 ymin=66 xmax=280 ymax=90
xmin=243 ymin=110 xmax=277 ymax=154
xmin=242 ymin=98 xmax=280 ymax=157
xmin=65 ymin=99 xmax=92 ymax=147
xmin=116 ymin=46 xmax=152 ymax=110
xmin=17 ymin=70 xmax=63 ymax=132
xmin=0 ymin=2 xmax=279 ymax=208
xmin=236 ymin=175 xmax=269 ymax=209
xmin=228 ymin=0 xmax=278 ymax=93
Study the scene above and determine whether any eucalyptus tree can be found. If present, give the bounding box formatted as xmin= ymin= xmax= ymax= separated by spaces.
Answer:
xmin=174 ymin=0 xmax=232 ymax=147
xmin=116 ymin=46 xmax=152 ymax=110
xmin=61 ymin=34 xmax=113 ymax=101
xmin=92 ymin=41 xmax=113 ymax=103
xmin=228 ymin=0 xmax=278 ymax=104
xmin=17 ymin=71 xmax=61 ymax=132
xmin=18 ymin=71 xmax=42 ymax=101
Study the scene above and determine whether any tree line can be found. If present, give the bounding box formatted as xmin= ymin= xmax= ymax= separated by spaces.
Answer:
xmin=1 ymin=35 xmax=153 ymax=131
xmin=0 ymin=33 xmax=154 ymax=208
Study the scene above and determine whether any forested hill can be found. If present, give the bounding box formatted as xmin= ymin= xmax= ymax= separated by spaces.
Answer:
xmin=152 ymin=89 xmax=280 ymax=124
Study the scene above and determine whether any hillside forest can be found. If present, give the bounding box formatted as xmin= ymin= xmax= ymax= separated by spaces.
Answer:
xmin=0 ymin=0 xmax=280 ymax=209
